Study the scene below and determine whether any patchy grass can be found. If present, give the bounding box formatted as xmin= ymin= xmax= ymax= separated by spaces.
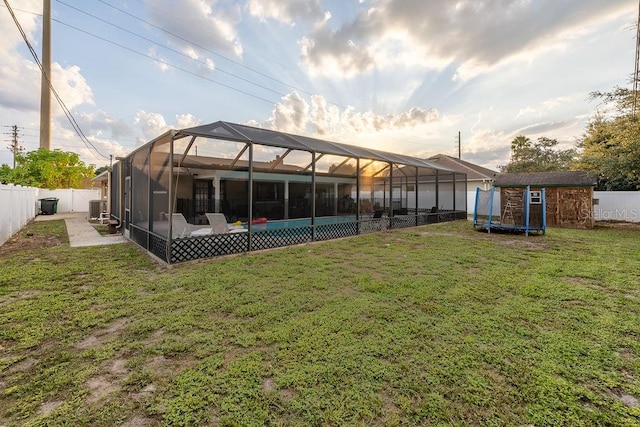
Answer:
xmin=1 ymin=220 xmax=640 ymax=426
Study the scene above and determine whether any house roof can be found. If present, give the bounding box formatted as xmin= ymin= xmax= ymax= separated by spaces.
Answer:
xmin=493 ymin=171 xmax=597 ymax=187
xmin=91 ymin=169 xmax=109 ymax=183
xmin=177 ymin=121 xmax=454 ymax=172
xmin=427 ymin=154 xmax=498 ymax=181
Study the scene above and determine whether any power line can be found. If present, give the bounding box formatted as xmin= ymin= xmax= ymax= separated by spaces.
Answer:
xmin=2 ymin=0 xmax=110 ymax=160
xmin=56 ymin=0 xmax=295 ymax=101
xmin=52 ymin=18 xmax=287 ymax=110
xmin=634 ymin=0 xmax=640 ymax=115
xmin=95 ymin=0 xmax=347 ymax=109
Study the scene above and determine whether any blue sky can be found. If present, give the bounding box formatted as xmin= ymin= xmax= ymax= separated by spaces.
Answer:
xmin=0 ymin=0 xmax=636 ymax=170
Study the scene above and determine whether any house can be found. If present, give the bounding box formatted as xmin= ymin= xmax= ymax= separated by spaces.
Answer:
xmin=108 ymin=121 xmax=468 ymax=263
xmin=427 ymin=154 xmax=498 ymax=190
xmin=493 ymin=171 xmax=597 ymax=229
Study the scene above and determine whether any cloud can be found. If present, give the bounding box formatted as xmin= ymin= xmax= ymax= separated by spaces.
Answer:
xmin=254 ymin=91 xmax=442 ymax=155
xmin=143 ymin=0 xmax=243 ymax=59
xmin=133 ymin=110 xmax=201 ymax=140
xmin=0 ymin=1 xmax=41 ymax=57
xmin=300 ymin=0 xmax=634 ymax=79
xmin=266 ymin=91 xmax=440 ymax=134
xmin=72 ymin=110 xmax=134 ymax=140
xmin=247 ymin=0 xmax=326 ymax=25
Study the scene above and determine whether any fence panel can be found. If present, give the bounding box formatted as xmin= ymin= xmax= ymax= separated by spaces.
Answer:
xmin=594 ymin=191 xmax=640 ymax=222
xmin=37 ymin=189 xmax=100 ymax=213
xmin=0 ymin=184 xmax=39 ymax=246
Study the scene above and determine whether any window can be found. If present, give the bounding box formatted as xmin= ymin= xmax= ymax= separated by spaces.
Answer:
xmin=530 ymin=191 xmax=542 ymax=204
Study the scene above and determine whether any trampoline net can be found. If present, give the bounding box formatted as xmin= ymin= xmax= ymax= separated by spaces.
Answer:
xmin=474 ymin=189 xmax=499 ymax=224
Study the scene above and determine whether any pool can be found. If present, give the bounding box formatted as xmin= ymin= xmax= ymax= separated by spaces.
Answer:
xmin=257 ymin=215 xmax=357 ymax=230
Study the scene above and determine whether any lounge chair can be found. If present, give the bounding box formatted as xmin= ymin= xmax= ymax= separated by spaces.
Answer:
xmin=373 ymin=209 xmax=384 ymax=219
xmin=205 ymin=213 xmax=246 ymax=234
xmin=171 ymin=213 xmax=212 ymax=238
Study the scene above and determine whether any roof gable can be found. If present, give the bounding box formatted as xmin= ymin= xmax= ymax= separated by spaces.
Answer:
xmin=427 ymin=154 xmax=497 ymax=181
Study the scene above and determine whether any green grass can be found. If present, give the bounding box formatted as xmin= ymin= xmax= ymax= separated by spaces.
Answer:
xmin=1 ymin=220 xmax=640 ymax=426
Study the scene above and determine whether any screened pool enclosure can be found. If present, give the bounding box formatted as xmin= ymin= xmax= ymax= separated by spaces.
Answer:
xmin=109 ymin=121 xmax=467 ymax=263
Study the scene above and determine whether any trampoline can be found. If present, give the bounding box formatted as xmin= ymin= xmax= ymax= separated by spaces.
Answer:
xmin=473 ymin=186 xmax=546 ymax=235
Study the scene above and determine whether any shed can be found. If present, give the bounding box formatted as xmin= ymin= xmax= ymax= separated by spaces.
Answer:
xmin=493 ymin=171 xmax=597 ymax=229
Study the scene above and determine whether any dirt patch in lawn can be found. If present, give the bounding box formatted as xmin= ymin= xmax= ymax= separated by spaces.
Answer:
xmin=597 ymin=221 xmax=640 ymax=230
xmin=75 ymin=318 xmax=128 ymax=349
xmin=37 ymin=400 xmax=64 ymax=416
xmin=86 ymin=376 xmax=120 ymax=404
xmin=0 ymin=233 xmax=64 ymax=256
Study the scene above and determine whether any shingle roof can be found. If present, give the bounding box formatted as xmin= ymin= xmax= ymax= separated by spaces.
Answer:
xmin=493 ymin=171 xmax=597 ymax=187
xmin=427 ymin=154 xmax=497 ymax=181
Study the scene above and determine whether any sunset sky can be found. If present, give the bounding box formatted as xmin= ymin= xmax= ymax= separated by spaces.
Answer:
xmin=0 ymin=0 xmax=636 ymax=170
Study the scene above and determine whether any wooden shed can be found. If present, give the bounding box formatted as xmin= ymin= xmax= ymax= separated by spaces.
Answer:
xmin=494 ymin=171 xmax=597 ymax=229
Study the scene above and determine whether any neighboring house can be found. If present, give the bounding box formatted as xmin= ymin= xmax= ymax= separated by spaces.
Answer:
xmin=494 ymin=171 xmax=597 ymax=229
xmin=92 ymin=170 xmax=109 ymax=200
xmin=427 ymin=154 xmax=498 ymax=190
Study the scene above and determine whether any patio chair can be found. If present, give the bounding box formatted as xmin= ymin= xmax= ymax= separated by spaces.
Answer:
xmin=171 ymin=213 xmax=212 ymax=238
xmin=205 ymin=213 xmax=246 ymax=234
xmin=373 ymin=209 xmax=384 ymax=219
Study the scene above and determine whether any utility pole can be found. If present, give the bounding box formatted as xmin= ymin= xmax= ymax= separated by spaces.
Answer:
xmin=6 ymin=125 xmax=24 ymax=168
xmin=634 ymin=0 xmax=640 ymax=115
xmin=39 ymin=0 xmax=51 ymax=149
xmin=457 ymin=131 xmax=461 ymax=159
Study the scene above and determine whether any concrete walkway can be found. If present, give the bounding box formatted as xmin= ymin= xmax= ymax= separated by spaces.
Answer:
xmin=35 ymin=212 xmax=127 ymax=247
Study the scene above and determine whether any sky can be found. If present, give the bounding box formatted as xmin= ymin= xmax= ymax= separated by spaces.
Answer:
xmin=0 ymin=0 xmax=636 ymax=171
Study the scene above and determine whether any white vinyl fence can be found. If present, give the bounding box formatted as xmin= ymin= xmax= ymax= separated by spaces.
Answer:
xmin=593 ymin=191 xmax=640 ymax=222
xmin=0 ymin=184 xmax=39 ymax=246
xmin=466 ymin=190 xmax=640 ymax=223
xmin=0 ymin=184 xmax=101 ymax=246
xmin=37 ymin=188 xmax=101 ymax=214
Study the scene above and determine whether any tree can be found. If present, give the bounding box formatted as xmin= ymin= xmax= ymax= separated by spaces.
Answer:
xmin=94 ymin=165 xmax=109 ymax=176
xmin=501 ymin=135 xmax=576 ymax=173
xmin=574 ymin=87 xmax=640 ymax=190
xmin=0 ymin=149 xmax=95 ymax=189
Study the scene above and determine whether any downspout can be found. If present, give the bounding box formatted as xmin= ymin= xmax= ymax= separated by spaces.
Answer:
xmin=311 ymin=152 xmax=316 ymax=241
xmin=248 ymin=142 xmax=254 ymax=251
xmin=435 ymin=170 xmax=440 ymax=221
xmin=356 ymin=158 xmax=360 ymax=234
xmin=167 ymin=131 xmax=175 ymax=263
xmin=452 ymin=172 xmax=456 ymax=211
xmin=415 ymin=166 xmax=419 ymax=224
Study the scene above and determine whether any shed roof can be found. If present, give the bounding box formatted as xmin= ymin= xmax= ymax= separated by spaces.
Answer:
xmin=494 ymin=171 xmax=597 ymax=187
xmin=427 ymin=154 xmax=497 ymax=181
xmin=177 ymin=121 xmax=453 ymax=171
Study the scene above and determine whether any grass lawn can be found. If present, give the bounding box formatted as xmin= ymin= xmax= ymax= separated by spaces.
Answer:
xmin=1 ymin=219 xmax=640 ymax=426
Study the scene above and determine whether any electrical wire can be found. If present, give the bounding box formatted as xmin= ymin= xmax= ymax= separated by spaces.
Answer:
xmin=3 ymin=2 xmax=453 ymax=154
xmin=95 ymin=0 xmax=348 ymax=110
xmin=56 ymin=0 xmax=295 ymax=101
xmin=3 ymin=0 xmax=110 ymax=160
xmin=53 ymin=18 xmax=282 ymax=109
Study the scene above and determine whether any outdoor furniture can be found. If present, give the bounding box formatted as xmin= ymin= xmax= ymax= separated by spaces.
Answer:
xmin=171 ymin=213 xmax=212 ymax=238
xmin=205 ymin=213 xmax=247 ymax=233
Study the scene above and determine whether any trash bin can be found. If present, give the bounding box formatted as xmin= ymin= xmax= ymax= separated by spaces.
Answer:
xmin=40 ymin=197 xmax=59 ymax=215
